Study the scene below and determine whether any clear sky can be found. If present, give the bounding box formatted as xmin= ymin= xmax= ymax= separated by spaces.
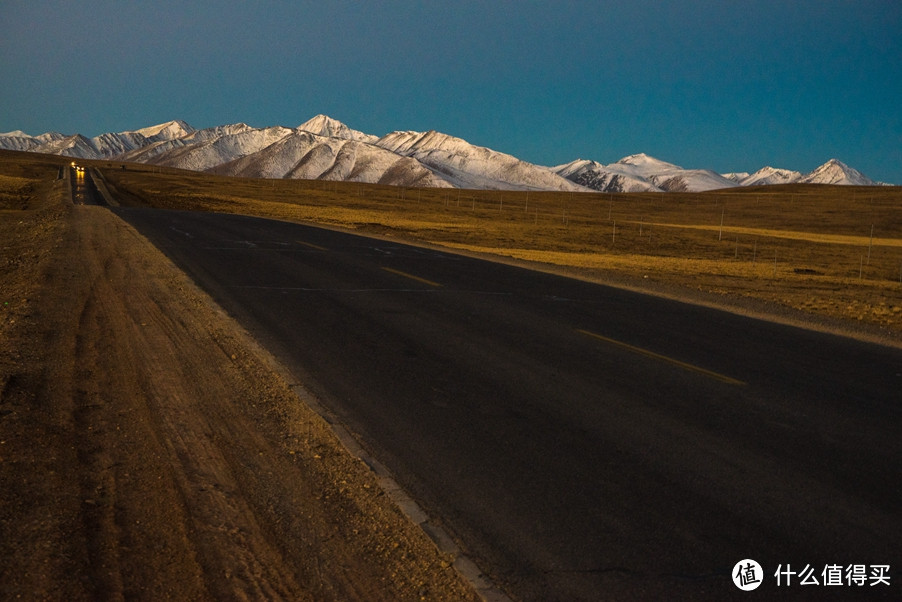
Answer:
xmin=2 ymin=0 xmax=900 ymax=183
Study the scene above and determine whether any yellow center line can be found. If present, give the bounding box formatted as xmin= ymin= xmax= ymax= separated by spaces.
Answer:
xmin=381 ymin=267 xmax=443 ymax=288
xmin=297 ymin=240 xmax=327 ymax=251
xmin=576 ymin=329 xmax=747 ymax=386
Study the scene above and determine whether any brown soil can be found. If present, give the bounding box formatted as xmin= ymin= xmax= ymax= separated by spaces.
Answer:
xmin=0 ymin=167 xmax=480 ymax=600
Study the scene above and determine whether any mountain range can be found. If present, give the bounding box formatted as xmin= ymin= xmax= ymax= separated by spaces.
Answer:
xmin=0 ymin=115 xmax=887 ymax=192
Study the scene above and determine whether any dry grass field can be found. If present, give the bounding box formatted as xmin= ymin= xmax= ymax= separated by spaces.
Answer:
xmin=4 ymin=149 xmax=900 ymax=338
xmin=0 ymin=153 xmax=68 ymax=335
xmin=96 ymin=160 xmax=902 ymax=339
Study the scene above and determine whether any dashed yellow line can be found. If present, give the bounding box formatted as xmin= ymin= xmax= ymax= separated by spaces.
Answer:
xmin=576 ymin=329 xmax=747 ymax=386
xmin=297 ymin=240 xmax=327 ymax=251
xmin=381 ymin=267 xmax=443 ymax=288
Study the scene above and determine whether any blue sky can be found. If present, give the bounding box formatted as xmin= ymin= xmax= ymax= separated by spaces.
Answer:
xmin=2 ymin=0 xmax=900 ymax=183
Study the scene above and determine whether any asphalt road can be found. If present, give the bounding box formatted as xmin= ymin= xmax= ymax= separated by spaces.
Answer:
xmin=113 ymin=206 xmax=901 ymax=600
xmin=71 ymin=167 xmax=103 ymax=205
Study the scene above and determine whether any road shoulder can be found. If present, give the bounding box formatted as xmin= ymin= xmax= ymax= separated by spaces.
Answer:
xmin=0 ymin=186 xmax=480 ymax=600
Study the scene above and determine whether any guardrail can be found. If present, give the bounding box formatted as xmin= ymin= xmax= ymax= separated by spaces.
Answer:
xmin=90 ymin=169 xmax=120 ymax=207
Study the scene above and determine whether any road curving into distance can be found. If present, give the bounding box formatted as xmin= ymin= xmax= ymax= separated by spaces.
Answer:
xmin=114 ymin=206 xmax=902 ymax=600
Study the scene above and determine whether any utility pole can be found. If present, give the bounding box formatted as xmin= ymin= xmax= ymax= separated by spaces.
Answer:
xmin=718 ymin=207 xmax=724 ymax=241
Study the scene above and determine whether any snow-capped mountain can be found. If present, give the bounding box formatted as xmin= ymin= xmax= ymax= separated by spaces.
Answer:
xmin=298 ymin=114 xmax=378 ymax=143
xmin=210 ymin=130 xmax=451 ymax=188
xmin=0 ymin=117 xmax=888 ymax=190
xmin=0 ymin=120 xmax=198 ymax=160
xmin=722 ymin=172 xmax=750 ymax=183
xmin=737 ymin=166 xmax=803 ymax=187
xmin=376 ymin=129 xmax=585 ymax=191
xmin=553 ymin=159 xmax=660 ymax=192
xmin=612 ymin=154 xmax=739 ymax=192
xmin=32 ymin=134 xmax=99 ymax=158
xmin=0 ymin=130 xmax=68 ymax=153
xmin=133 ymin=126 xmax=297 ymax=172
xmin=554 ymin=154 xmax=739 ymax=193
xmin=0 ymin=131 xmax=42 ymax=152
xmin=126 ymin=120 xmax=194 ymax=142
xmin=798 ymin=159 xmax=875 ymax=186
xmin=723 ymin=161 xmax=877 ymax=187
xmin=89 ymin=132 xmax=154 ymax=157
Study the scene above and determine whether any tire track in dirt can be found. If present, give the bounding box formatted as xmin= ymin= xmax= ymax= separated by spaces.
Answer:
xmin=1 ymin=191 xmax=481 ymax=600
xmin=37 ymin=208 xmax=211 ymax=599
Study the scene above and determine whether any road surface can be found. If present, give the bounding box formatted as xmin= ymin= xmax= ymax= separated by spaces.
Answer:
xmin=115 ymin=206 xmax=901 ymax=600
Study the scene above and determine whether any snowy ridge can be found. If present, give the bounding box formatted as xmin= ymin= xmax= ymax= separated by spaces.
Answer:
xmin=138 ymin=126 xmax=296 ymax=172
xmin=722 ymin=172 xmax=750 ymax=183
xmin=377 ymin=130 xmax=586 ymax=191
xmin=553 ymin=159 xmax=660 ymax=192
xmin=125 ymin=120 xmax=194 ymax=141
xmin=610 ymin=154 xmax=739 ymax=192
xmin=554 ymin=154 xmax=739 ymax=193
xmin=119 ymin=123 xmax=260 ymax=162
xmin=0 ymin=131 xmax=42 ymax=152
xmin=32 ymin=134 xmax=99 ymax=159
xmin=0 ymin=117 xmax=888 ymax=190
xmin=739 ymin=166 xmax=803 ymax=186
xmin=798 ymin=159 xmax=874 ymax=186
xmin=298 ymin=114 xmax=378 ymax=143
xmin=90 ymin=132 xmax=151 ymax=157
xmin=211 ymin=131 xmax=452 ymax=188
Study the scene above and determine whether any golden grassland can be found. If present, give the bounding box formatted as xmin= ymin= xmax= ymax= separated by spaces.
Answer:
xmin=3 ymin=150 xmax=902 ymax=337
xmin=0 ymin=154 xmax=60 ymax=211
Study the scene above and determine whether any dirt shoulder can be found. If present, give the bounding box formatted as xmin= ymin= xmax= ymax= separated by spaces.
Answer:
xmin=0 ymin=177 xmax=480 ymax=600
